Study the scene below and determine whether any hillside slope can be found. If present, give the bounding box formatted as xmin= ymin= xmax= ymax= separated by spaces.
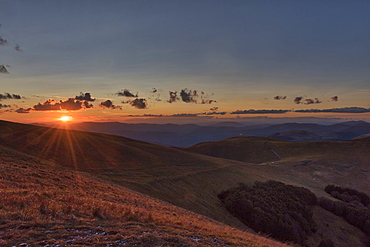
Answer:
xmin=0 ymin=143 xmax=288 ymax=246
xmin=1 ymin=120 xmax=370 ymax=246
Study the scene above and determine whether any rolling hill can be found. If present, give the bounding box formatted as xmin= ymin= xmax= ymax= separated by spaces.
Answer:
xmin=0 ymin=121 xmax=288 ymax=247
xmin=39 ymin=120 xmax=370 ymax=147
xmin=1 ymin=120 xmax=370 ymax=246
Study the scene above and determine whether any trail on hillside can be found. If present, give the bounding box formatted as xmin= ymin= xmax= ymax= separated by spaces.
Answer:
xmin=264 ymin=142 xmax=281 ymax=162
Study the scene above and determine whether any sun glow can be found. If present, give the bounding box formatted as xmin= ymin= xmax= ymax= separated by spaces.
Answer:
xmin=59 ymin=116 xmax=72 ymax=122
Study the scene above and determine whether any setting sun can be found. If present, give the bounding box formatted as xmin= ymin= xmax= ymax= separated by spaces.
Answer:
xmin=59 ymin=116 xmax=72 ymax=122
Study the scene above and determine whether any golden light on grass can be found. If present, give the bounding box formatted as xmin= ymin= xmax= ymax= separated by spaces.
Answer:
xmin=59 ymin=116 xmax=72 ymax=122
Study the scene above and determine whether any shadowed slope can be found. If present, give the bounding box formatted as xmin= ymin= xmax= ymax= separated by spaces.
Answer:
xmin=0 ymin=143 xmax=289 ymax=246
xmin=1 ymin=120 xmax=370 ymax=246
xmin=185 ymin=136 xmax=284 ymax=163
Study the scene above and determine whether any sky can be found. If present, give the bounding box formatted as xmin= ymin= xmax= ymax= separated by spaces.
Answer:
xmin=1 ymin=0 xmax=370 ymax=124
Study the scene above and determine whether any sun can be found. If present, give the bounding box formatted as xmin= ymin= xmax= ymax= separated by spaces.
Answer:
xmin=59 ymin=116 xmax=72 ymax=122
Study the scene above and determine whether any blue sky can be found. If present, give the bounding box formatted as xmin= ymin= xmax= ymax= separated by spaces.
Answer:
xmin=1 ymin=0 xmax=370 ymax=123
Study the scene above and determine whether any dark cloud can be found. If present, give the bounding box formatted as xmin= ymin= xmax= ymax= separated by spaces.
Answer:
xmin=171 ymin=113 xmax=198 ymax=117
xmin=0 ymin=37 xmax=7 ymax=46
xmin=199 ymin=111 xmax=227 ymax=115
xmin=274 ymin=96 xmax=286 ymax=100
xmin=99 ymin=100 xmax=122 ymax=110
xmin=331 ymin=96 xmax=338 ymax=102
xmin=304 ymin=98 xmax=321 ymax=105
xmin=125 ymin=114 xmax=164 ymax=117
xmin=82 ymin=101 xmax=94 ymax=109
xmin=33 ymin=99 xmax=62 ymax=111
xmin=129 ymin=98 xmax=147 ymax=109
xmin=230 ymin=109 xmax=290 ymax=114
xmin=180 ymin=89 xmax=197 ymax=103
xmin=14 ymin=43 xmax=22 ymax=52
xmin=75 ymin=92 xmax=95 ymax=102
xmin=167 ymin=91 xmax=179 ymax=103
xmin=167 ymin=89 xmax=215 ymax=104
xmin=117 ymin=89 xmax=137 ymax=97
xmin=15 ymin=107 xmax=31 ymax=113
xmin=294 ymin=97 xmax=303 ymax=104
xmin=33 ymin=97 xmax=94 ymax=111
xmin=295 ymin=107 xmax=370 ymax=113
xmin=59 ymin=98 xmax=86 ymax=110
xmin=0 ymin=93 xmax=22 ymax=100
xmin=200 ymin=99 xmax=216 ymax=104
xmin=0 ymin=65 xmax=9 ymax=74
xmin=0 ymin=103 xmax=11 ymax=108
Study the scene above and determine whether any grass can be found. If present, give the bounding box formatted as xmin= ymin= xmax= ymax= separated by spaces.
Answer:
xmin=0 ymin=145 xmax=289 ymax=246
xmin=1 ymin=120 xmax=370 ymax=246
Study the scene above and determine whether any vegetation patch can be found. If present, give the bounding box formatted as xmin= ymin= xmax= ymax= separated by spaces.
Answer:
xmin=320 ymin=185 xmax=370 ymax=235
xmin=218 ymin=180 xmax=318 ymax=245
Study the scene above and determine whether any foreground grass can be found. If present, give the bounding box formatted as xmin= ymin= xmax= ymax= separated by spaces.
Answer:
xmin=0 ymin=147 xmax=289 ymax=246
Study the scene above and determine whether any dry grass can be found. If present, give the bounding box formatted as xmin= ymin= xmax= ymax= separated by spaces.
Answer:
xmin=1 ymin=120 xmax=369 ymax=246
xmin=0 ymin=146 xmax=289 ymax=246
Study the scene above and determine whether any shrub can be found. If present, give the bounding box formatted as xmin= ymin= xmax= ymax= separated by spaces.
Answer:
xmin=218 ymin=180 xmax=317 ymax=245
xmin=324 ymin=185 xmax=370 ymax=207
xmin=320 ymin=185 xmax=370 ymax=236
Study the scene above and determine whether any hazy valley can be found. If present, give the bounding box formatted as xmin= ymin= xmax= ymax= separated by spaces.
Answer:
xmin=38 ymin=120 xmax=370 ymax=147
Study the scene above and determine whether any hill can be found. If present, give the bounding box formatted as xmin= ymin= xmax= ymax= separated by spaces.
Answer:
xmin=0 ymin=129 xmax=287 ymax=246
xmin=39 ymin=120 xmax=370 ymax=147
xmin=1 ymin=120 xmax=370 ymax=246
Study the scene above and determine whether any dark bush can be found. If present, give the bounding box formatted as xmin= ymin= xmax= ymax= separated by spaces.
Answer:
xmin=321 ymin=185 xmax=370 ymax=236
xmin=324 ymin=184 xmax=370 ymax=207
xmin=218 ymin=180 xmax=317 ymax=245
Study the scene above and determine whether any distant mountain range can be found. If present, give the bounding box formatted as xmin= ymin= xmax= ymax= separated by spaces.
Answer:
xmin=39 ymin=120 xmax=370 ymax=147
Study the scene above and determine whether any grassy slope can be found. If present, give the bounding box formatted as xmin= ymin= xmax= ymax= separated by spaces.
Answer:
xmin=1 ymin=121 xmax=370 ymax=246
xmin=186 ymin=136 xmax=370 ymax=194
xmin=0 ymin=145 xmax=288 ymax=247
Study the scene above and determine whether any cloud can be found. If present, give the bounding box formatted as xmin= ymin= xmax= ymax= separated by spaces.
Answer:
xmin=0 ymin=93 xmax=22 ymax=100
xmin=304 ymin=98 xmax=321 ymax=105
xmin=0 ymin=103 xmax=11 ymax=108
xmin=0 ymin=37 xmax=7 ymax=46
xmin=294 ymin=97 xmax=303 ymax=104
xmin=60 ymin=98 xmax=89 ymax=110
xmin=274 ymin=96 xmax=287 ymax=100
xmin=117 ymin=89 xmax=137 ymax=97
xmin=128 ymin=98 xmax=147 ymax=109
xmin=171 ymin=113 xmax=198 ymax=117
xmin=167 ymin=91 xmax=179 ymax=103
xmin=15 ymin=107 xmax=31 ymax=113
xmin=0 ymin=65 xmax=9 ymax=74
xmin=331 ymin=96 xmax=338 ymax=102
xmin=33 ymin=97 xmax=94 ymax=111
xmin=230 ymin=109 xmax=290 ymax=114
xmin=180 ymin=88 xmax=198 ymax=103
xmin=99 ymin=100 xmax=122 ymax=110
xmin=75 ymin=92 xmax=95 ymax=101
xmin=33 ymin=99 xmax=62 ymax=111
xmin=167 ymin=89 xmax=215 ymax=104
xmin=200 ymin=99 xmax=216 ymax=104
xmin=199 ymin=111 xmax=227 ymax=115
xmin=14 ymin=43 xmax=22 ymax=52
xmin=200 ymin=106 xmax=226 ymax=115
xmin=210 ymin=107 xmax=219 ymax=112
xmin=294 ymin=107 xmax=370 ymax=113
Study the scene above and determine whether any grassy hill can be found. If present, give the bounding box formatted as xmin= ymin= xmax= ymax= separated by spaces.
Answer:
xmin=1 ymin=120 xmax=370 ymax=246
xmin=0 ymin=135 xmax=287 ymax=246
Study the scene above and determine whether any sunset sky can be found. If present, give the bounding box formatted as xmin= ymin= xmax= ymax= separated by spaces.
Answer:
xmin=1 ymin=0 xmax=370 ymax=124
